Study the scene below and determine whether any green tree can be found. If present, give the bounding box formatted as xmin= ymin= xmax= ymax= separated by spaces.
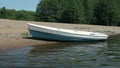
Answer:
xmin=7 ymin=9 xmax=17 ymax=19
xmin=0 ymin=7 xmax=7 ymax=18
xmin=83 ymin=0 xmax=99 ymax=24
xmin=16 ymin=10 xmax=35 ymax=21
xmin=36 ymin=0 xmax=120 ymax=26
xmin=36 ymin=0 xmax=62 ymax=22
xmin=36 ymin=0 xmax=86 ymax=23
xmin=94 ymin=0 xmax=120 ymax=26
xmin=61 ymin=0 xmax=81 ymax=23
xmin=110 ymin=0 xmax=120 ymax=26
xmin=0 ymin=7 xmax=35 ymax=21
xmin=76 ymin=0 xmax=86 ymax=23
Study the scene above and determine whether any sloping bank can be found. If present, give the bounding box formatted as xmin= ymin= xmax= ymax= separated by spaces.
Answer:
xmin=0 ymin=19 xmax=120 ymax=48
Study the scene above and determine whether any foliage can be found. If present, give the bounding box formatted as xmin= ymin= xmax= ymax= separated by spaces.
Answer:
xmin=36 ymin=0 xmax=120 ymax=26
xmin=16 ymin=10 xmax=35 ymax=21
xmin=0 ymin=7 xmax=35 ymax=21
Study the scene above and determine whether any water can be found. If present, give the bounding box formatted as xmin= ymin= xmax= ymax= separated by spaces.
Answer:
xmin=0 ymin=35 xmax=120 ymax=68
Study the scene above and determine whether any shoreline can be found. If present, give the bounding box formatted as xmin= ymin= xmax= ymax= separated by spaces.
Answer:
xmin=0 ymin=19 xmax=120 ymax=48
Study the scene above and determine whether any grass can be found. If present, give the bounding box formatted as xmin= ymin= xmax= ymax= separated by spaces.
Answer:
xmin=21 ymin=32 xmax=29 ymax=36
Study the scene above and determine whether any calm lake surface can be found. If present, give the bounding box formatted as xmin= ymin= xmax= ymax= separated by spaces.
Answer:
xmin=0 ymin=35 xmax=120 ymax=68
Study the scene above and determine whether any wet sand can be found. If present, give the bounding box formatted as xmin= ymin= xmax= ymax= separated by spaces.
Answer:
xmin=0 ymin=19 xmax=120 ymax=48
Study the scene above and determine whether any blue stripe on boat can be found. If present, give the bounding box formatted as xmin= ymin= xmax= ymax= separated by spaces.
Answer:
xmin=29 ymin=29 xmax=103 ymax=42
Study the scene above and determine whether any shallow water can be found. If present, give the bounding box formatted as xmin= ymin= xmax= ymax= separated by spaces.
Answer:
xmin=0 ymin=35 xmax=120 ymax=68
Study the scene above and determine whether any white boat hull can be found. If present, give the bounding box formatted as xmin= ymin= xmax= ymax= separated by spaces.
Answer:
xmin=28 ymin=23 xmax=108 ymax=42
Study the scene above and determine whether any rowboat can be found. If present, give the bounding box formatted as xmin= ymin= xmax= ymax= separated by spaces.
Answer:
xmin=28 ymin=23 xmax=108 ymax=42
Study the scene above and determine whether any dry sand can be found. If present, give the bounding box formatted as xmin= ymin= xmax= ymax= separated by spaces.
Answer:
xmin=0 ymin=19 xmax=120 ymax=48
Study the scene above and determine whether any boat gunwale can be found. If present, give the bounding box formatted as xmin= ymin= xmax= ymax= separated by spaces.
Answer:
xmin=28 ymin=23 xmax=93 ymax=35
xmin=28 ymin=23 xmax=108 ymax=38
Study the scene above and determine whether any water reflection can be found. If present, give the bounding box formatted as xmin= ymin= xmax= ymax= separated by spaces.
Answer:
xmin=29 ymin=42 xmax=107 ymax=56
xmin=107 ymin=34 xmax=120 ymax=44
xmin=0 ymin=35 xmax=120 ymax=67
xmin=28 ymin=42 xmax=108 ymax=67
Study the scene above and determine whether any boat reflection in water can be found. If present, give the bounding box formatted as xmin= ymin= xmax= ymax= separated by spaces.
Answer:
xmin=28 ymin=42 xmax=109 ymax=67
xmin=0 ymin=35 xmax=119 ymax=67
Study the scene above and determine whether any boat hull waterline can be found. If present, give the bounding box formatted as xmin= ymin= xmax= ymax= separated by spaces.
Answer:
xmin=28 ymin=23 xmax=108 ymax=42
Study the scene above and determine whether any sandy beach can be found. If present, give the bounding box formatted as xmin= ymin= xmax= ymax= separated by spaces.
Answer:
xmin=0 ymin=19 xmax=120 ymax=48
